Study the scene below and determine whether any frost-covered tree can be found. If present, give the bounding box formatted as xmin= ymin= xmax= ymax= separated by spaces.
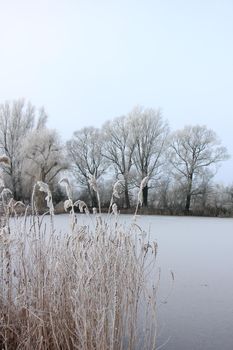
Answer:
xmin=66 ymin=127 xmax=108 ymax=207
xmin=102 ymin=115 xmax=136 ymax=208
xmin=130 ymin=106 xmax=169 ymax=206
xmin=0 ymin=99 xmax=47 ymax=199
xmin=169 ymin=125 xmax=229 ymax=212
xmin=22 ymin=128 xmax=67 ymax=199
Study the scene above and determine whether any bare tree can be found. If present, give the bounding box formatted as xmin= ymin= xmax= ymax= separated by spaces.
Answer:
xmin=102 ymin=115 xmax=136 ymax=208
xmin=169 ymin=125 xmax=229 ymax=212
xmin=0 ymin=99 xmax=47 ymax=199
xmin=22 ymin=128 xmax=67 ymax=199
xmin=130 ymin=106 xmax=169 ymax=206
xmin=67 ymin=127 xmax=108 ymax=207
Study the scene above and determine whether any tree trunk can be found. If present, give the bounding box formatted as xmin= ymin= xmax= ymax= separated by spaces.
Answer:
xmin=90 ymin=191 xmax=98 ymax=208
xmin=12 ymin=186 xmax=17 ymax=201
xmin=10 ymin=167 xmax=18 ymax=200
xmin=35 ymin=190 xmax=46 ymax=214
xmin=142 ymin=185 xmax=148 ymax=207
xmin=124 ymin=182 xmax=131 ymax=209
xmin=12 ymin=177 xmax=20 ymax=201
xmin=87 ymin=183 xmax=98 ymax=208
xmin=185 ymin=193 xmax=191 ymax=213
xmin=185 ymin=175 xmax=193 ymax=213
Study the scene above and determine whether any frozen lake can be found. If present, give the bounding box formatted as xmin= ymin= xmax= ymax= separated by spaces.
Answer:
xmin=42 ymin=213 xmax=233 ymax=350
xmin=138 ymin=215 xmax=233 ymax=350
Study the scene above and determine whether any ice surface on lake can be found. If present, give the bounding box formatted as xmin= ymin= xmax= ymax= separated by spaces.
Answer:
xmin=137 ymin=215 xmax=233 ymax=350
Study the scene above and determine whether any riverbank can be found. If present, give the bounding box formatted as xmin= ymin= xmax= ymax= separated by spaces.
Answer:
xmin=54 ymin=203 xmax=233 ymax=218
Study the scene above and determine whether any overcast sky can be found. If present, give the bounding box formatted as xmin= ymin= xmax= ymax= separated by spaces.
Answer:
xmin=0 ymin=0 xmax=232 ymax=183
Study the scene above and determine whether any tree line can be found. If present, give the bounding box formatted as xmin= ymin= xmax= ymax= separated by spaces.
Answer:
xmin=0 ymin=99 xmax=231 ymax=216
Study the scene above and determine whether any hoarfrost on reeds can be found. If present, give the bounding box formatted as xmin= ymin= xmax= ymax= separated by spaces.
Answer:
xmin=138 ymin=176 xmax=149 ymax=206
xmin=0 ymin=180 xmax=158 ymax=350
xmin=36 ymin=180 xmax=54 ymax=215
xmin=59 ymin=177 xmax=72 ymax=200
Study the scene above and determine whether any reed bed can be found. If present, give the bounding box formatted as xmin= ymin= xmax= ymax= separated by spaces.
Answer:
xmin=0 ymin=179 xmax=158 ymax=350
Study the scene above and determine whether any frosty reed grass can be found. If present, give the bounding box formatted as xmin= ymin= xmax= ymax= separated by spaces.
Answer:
xmin=0 ymin=180 xmax=158 ymax=350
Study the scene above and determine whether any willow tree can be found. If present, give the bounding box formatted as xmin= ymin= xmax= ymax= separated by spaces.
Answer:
xmin=169 ymin=125 xmax=229 ymax=213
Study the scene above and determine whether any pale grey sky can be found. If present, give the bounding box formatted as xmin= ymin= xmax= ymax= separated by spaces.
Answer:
xmin=0 ymin=0 xmax=232 ymax=183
